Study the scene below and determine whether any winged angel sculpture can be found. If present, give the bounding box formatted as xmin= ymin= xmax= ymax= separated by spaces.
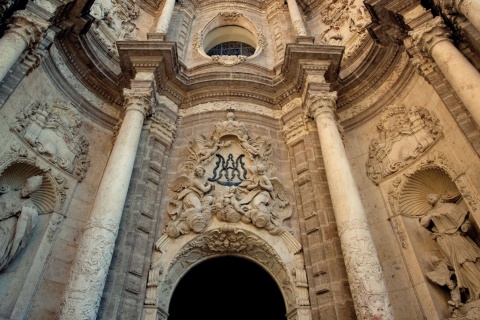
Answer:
xmin=164 ymin=112 xmax=292 ymax=238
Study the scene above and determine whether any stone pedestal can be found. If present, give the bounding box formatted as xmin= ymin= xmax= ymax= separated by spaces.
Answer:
xmin=305 ymin=91 xmax=394 ymax=320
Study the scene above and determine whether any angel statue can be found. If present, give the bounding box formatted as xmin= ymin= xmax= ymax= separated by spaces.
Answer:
xmin=188 ymin=134 xmax=232 ymax=164
xmin=0 ymin=175 xmax=43 ymax=271
xmin=165 ymin=166 xmax=215 ymax=238
xmin=236 ymin=164 xmax=291 ymax=235
xmin=420 ymin=193 xmax=480 ymax=304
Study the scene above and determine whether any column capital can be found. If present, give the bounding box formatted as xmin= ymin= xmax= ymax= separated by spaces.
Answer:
xmin=6 ymin=10 xmax=49 ymax=48
xmin=409 ymin=16 xmax=451 ymax=55
xmin=304 ymin=91 xmax=338 ymax=120
xmin=123 ymin=88 xmax=153 ymax=117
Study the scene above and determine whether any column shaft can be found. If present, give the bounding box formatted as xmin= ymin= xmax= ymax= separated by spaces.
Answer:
xmin=286 ymin=0 xmax=308 ymax=37
xmin=455 ymin=0 xmax=480 ymax=33
xmin=431 ymin=39 xmax=480 ymax=127
xmin=0 ymin=10 xmax=48 ymax=83
xmin=59 ymin=87 xmax=152 ymax=319
xmin=155 ymin=0 xmax=176 ymax=34
xmin=307 ymin=92 xmax=393 ymax=320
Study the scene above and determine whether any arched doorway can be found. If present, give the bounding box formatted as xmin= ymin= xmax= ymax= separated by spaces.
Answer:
xmin=168 ymin=256 xmax=286 ymax=320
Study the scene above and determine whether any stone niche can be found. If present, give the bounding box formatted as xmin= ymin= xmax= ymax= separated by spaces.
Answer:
xmin=387 ymin=150 xmax=480 ymax=320
xmin=143 ymin=112 xmax=311 ymax=320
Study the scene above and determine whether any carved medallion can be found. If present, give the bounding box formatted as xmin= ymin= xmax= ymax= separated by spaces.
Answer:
xmin=366 ymin=104 xmax=442 ymax=184
xmin=11 ymin=101 xmax=90 ymax=181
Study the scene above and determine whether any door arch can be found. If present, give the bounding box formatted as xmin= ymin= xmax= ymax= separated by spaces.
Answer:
xmin=168 ymin=256 xmax=286 ymax=320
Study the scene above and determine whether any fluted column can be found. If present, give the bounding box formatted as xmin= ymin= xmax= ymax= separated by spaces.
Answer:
xmin=59 ymin=76 xmax=153 ymax=320
xmin=439 ymin=0 xmax=480 ymax=33
xmin=0 ymin=10 xmax=48 ymax=83
xmin=410 ymin=16 xmax=480 ymax=128
xmin=154 ymin=0 xmax=176 ymax=34
xmin=305 ymin=91 xmax=393 ymax=320
xmin=286 ymin=0 xmax=308 ymax=37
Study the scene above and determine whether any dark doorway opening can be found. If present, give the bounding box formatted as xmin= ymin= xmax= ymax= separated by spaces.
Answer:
xmin=168 ymin=256 xmax=287 ymax=320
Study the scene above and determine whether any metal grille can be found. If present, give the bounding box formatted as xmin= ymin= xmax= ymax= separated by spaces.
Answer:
xmin=207 ymin=42 xmax=256 ymax=56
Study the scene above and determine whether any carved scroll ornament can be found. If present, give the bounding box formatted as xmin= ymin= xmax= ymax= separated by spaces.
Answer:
xmin=367 ymin=104 xmax=442 ymax=184
xmin=11 ymin=101 xmax=90 ymax=181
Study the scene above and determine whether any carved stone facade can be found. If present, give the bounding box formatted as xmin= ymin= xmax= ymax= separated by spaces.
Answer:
xmin=1 ymin=0 xmax=480 ymax=319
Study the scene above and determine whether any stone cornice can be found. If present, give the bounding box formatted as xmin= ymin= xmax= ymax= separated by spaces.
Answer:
xmin=117 ymin=41 xmax=344 ymax=109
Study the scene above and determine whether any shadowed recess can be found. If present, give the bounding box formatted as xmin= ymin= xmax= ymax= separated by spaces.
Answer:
xmin=169 ymin=256 xmax=286 ymax=320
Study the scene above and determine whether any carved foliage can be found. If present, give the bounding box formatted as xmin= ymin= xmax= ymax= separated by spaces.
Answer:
xmin=211 ymin=55 xmax=247 ymax=66
xmin=367 ymin=104 xmax=442 ymax=184
xmin=11 ymin=101 xmax=90 ymax=181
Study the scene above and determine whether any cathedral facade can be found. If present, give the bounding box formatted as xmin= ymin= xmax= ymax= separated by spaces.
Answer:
xmin=1 ymin=0 xmax=480 ymax=319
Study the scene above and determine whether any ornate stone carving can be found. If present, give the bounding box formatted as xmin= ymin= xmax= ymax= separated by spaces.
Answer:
xmin=0 ymin=175 xmax=43 ymax=271
xmin=219 ymin=12 xmax=243 ymax=22
xmin=155 ymin=228 xmax=296 ymax=310
xmin=123 ymin=88 xmax=154 ymax=116
xmin=59 ymin=232 xmax=115 ymax=319
xmin=90 ymin=0 xmax=140 ymax=55
xmin=366 ymin=105 xmax=442 ymax=184
xmin=409 ymin=16 xmax=451 ymax=54
xmin=292 ymin=254 xmax=310 ymax=306
xmin=149 ymin=109 xmax=177 ymax=147
xmin=6 ymin=10 xmax=49 ymax=49
xmin=211 ymin=55 xmax=247 ymax=66
xmin=341 ymin=222 xmax=394 ymax=319
xmin=11 ymin=101 xmax=91 ymax=181
xmin=389 ymin=216 xmax=408 ymax=249
xmin=282 ymin=116 xmax=308 ymax=146
xmin=421 ymin=194 xmax=480 ymax=309
xmin=165 ymin=112 xmax=292 ymax=238
xmin=305 ymin=91 xmax=337 ymax=119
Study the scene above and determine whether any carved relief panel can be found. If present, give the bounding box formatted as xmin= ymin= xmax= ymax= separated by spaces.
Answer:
xmin=164 ymin=112 xmax=292 ymax=238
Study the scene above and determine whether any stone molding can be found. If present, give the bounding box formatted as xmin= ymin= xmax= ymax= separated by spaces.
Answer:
xmin=366 ymin=104 xmax=443 ymax=184
xmin=148 ymin=112 xmax=177 ymax=147
xmin=282 ymin=116 xmax=309 ymax=146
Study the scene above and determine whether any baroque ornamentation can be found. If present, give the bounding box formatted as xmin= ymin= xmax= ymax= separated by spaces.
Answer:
xmin=366 ymin=104 xmax=442 ymax=184
xmin=7 ymin=10 xmax=49 ymax=49
xmin=90 ymin=0 xmax=140 ymax=55
xmin=0 ymin=175 xmax=43 ymax=271
xmin=154 ymin=228 xmax=296 ymax=310
xmin=421 ymin=194 xmax=480 ymax=312
xmin=409 ymin=16 xmax=451 ymax=54
xmin=305 ymin=91 xmax=337 ymax=120
xmin=219 ymin=12 xmax=243 ymax=22
xmin=282 ymin=116 xmax=309 ymax=146
xmin=164 ymin=112 xmax=292 ymax=238
xmin=342 ymin=232 xmax=394 ymax=319
xmin=211 ymin=55 xmax=247 ymax=66
xmin=123 ymin=88 xmax=154 ymax=116
xmin=11 ymin=101 xmax=91 ymax=181
xmin=149 ymin=110 xmax=177 ymax=147
xmin=59 ymin=232 xmax=115 ymax=319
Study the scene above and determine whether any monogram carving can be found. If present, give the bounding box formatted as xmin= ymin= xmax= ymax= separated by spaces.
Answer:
xmin=211 ymin=55 xmax=247 ymax=66
xmin=366 ymin=105 xmax=442 ymax=184
xmin=165 ymin=112 xmax=292 ymax=238
xmin=11 ymin=101 xmax=90 ymax=181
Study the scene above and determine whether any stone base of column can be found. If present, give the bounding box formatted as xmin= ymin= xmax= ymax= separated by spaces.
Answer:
xmin=147 ymin=33 xmax=167 ymax=41
xmin=296 ymin=36 xmax=315 ymax=44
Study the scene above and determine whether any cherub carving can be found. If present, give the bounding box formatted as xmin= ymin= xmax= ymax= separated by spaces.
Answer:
xmin=165 ymin=167 xmax=214 ymax=238
xmin=235 ymin=164 xmax=291 ymax=235
xmin=426 ymin=256 xmax=463 ymax=309
xmin=188 ymin=134 xmax=232 ymax=164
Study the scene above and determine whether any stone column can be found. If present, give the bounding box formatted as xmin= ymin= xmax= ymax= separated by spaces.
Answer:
xmin=286 ymin=0 xmax=308 ymax=37
xmin=0 ymin=10 xmax=48 ymax=83
xmin=58 ymin=75 xmax=153 ymax=320
xmin=439 ymin=0 xmax=480 ymax=33
xmin=305 ymin=91 xmax=394 ymax=320
xmin=410 ymin=16 xmax=480 ymax=128
xmin=154 ymin=0 xmax=176 ymax=34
